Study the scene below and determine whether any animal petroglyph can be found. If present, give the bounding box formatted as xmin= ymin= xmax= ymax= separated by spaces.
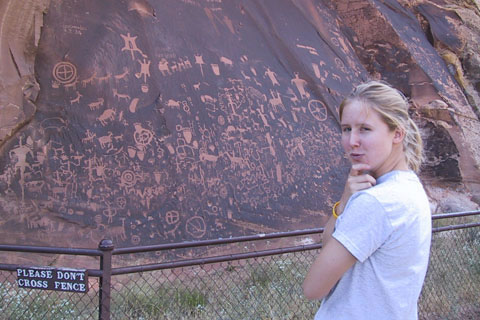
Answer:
xmin=88 ymin=98 xmax=105 ymax=111
xmin=113 ymin=89 xmax=131 ymax=102
xmin=97 ymin=109 xmax=116 ymax=126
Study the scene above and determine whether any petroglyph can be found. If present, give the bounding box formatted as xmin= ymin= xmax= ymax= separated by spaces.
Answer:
xmin=52 ymin=62 xmax=77 ymax=85
xmin=121 ymin=32 xmax=146 ymax=60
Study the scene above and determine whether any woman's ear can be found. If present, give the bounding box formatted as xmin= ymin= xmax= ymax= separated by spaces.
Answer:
xmin=393 ymin=128 xmax=405 ymax=144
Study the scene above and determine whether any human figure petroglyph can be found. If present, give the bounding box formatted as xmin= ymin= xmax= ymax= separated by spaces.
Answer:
xmin=88 ymin=98 xmax=104 ymax=110
xmin=183 ymin=57 xmax=192 ymax=69
xmin=135 ymin=58 xmax=151 ymax=82
xmin=195 ymin=54 xmax=205 ymax=77
xmin=291 ymin=72 xmax=309 ymax=99
xmin=170 ymin=61 xmax=181 ymax=73
xmin=87 ymin=156 xmax=106 ymax=183
xmin=121 ymin=32 xmax=146 ymax=60
xmin=112 ymin=89 xmax=130 ymax=102
xmin=97 ymin=109 xmax=116 ymax=126
xmin=69 ymin=91 xmax=83 ymax=105
xmin=265 ymin=67 xmax=280 ymax=86
xmin=9 ymin=137 xmax=34 ymax=201
xmin=103 ymin=202 xmax=117 ymax=224
xmin=177 ymin=57 xmax=191 ymax=72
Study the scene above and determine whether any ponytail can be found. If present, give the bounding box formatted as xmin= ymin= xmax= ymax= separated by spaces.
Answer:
xmin=404 ymin=118 xmax=424 ymax=172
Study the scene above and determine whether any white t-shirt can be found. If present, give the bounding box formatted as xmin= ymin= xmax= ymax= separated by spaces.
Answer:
xmin=314 ymin=170 xmax=432 ymax=320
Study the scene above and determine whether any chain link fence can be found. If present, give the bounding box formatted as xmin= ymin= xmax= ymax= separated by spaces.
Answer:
xmin=0 ymin=211 xmax=479 ymax=319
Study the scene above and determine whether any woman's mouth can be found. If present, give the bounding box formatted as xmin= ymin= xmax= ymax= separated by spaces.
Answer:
xmin=349 ymin=153 xmax=364 ymax=162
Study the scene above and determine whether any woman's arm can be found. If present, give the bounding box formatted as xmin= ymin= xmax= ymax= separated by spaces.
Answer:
xmin=303 ymin=163 xmax=376 ymax=300
xmin=302 ymin=215 xmax=356 ymax=300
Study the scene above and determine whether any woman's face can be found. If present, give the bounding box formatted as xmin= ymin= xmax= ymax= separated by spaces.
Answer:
xmin=341 ymin=100 xmax=404 ymax=178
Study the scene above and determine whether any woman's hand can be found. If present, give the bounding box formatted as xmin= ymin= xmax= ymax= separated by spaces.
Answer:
xmin=337 ymin=163 xmax=376 ymax=216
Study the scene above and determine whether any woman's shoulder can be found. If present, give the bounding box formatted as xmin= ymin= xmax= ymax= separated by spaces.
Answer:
xmin=370 ymin=170 xmax=423 ymax=195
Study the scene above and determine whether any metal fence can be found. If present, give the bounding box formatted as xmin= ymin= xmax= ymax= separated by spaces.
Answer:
xmin=0 ymin=210 xmax=479 ymax=320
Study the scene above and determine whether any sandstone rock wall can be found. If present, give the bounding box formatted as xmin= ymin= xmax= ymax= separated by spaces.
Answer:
xmin=0 ymin=0 xmax=479 ymax=250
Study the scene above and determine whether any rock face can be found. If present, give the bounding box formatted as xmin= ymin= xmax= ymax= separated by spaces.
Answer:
xmin=1 ymin=0 xmax=479 ymax=248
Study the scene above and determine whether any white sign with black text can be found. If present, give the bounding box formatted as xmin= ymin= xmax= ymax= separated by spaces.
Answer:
xmin=16 ymin=266 xmax=88 ymax=293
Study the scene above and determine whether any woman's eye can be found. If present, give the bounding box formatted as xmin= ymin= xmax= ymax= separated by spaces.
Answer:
xmin=342 ymin=127 xmax=351 ymax=132
xmin=361 ymin=127 xmax=371 ymax=131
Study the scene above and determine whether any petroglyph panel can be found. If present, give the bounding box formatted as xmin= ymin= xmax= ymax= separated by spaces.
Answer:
xmin=2 ymin=0 xmax=477 ymax=248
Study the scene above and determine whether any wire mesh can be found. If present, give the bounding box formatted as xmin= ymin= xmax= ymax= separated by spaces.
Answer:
xmin=419 ymin=226 xmax=480 ymax=320
xmin=0 ymin=224 xmax=478 ymax=319
xmin=106 ymin=225 xmax=480 ymax=319
xmin=110 ymin=252 xmax=320 ymax=320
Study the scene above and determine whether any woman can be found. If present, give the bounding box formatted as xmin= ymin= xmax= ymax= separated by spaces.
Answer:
xmin=303 ymin=81 xmax=431 ymax=320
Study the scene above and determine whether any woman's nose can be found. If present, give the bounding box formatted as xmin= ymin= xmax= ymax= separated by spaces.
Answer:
xmin=349 ymin=131 xmax=360 ymax=147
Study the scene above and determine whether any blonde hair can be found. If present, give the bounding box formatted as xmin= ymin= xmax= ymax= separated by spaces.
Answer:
xmin=339 ymin=80 xmax=424 ymax=172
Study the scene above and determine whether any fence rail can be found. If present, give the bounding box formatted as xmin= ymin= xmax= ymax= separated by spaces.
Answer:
xmin=1 ymin=210 xmax=479 ymax=319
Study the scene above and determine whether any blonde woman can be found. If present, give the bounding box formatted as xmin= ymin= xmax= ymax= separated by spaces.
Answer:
xmin=303 ymin=81 xmax=431 ymax=320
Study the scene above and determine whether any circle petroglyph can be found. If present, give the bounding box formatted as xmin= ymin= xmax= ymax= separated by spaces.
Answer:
xmin=134 ymin=126 xmax=153 ymax=146
xmin=52 ymin=62 xmax=77 ymax=84
xmin=121 ymin=170 xmax=137 ymax=187
xmin=165 ymin=210 xmax=180 ymax=225
xmin=131 ymin=235 xmax=141 ymax=245
xmin=185 ymin=216 xmax=206 ymax=239
xmin=308 ymin=100 xmax=328 ymax=122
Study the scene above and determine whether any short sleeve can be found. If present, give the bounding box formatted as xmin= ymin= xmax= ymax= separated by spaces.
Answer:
xmin=332 ymin=192 xmax=393 ymax=262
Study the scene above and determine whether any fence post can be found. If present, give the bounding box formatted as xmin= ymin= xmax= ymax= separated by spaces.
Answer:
xmin=99 ymin=239 xmax=114 ymax=320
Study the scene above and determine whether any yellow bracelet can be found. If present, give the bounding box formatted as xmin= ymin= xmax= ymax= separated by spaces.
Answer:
xmin=332 ymin=201 xmax=341 ymax=219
